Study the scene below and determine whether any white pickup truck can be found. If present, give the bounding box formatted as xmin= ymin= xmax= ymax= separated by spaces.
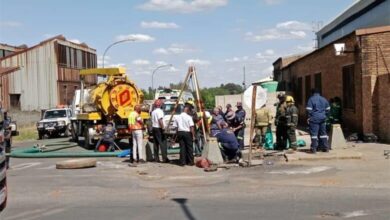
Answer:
xmin=36 ymin=108 xmax=72 ymax=139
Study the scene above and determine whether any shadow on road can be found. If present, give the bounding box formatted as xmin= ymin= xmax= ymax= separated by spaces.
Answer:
xmin=172 ymin=198 xmax=197 ymax=220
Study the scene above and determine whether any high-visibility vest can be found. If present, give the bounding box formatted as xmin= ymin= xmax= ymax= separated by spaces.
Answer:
xmin=128 ymin=111 xmax=143 ymax=130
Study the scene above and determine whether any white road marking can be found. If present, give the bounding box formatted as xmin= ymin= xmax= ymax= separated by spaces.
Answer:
xmin=21 ymin=208 xmax=65 ymax=220
xmin=97 ymin=161 xmax=127 ymax=169
xmin=342 ymin=210 xmax=369 ymax=218
xmin=11 ymin=162 xmax=41 ymax=170
xmin=268 ymin=166 xmax=332 ymax=175
xmin=5 ymin=209 xmax=45 ymax=220
xmin=37 ymin=165 xmax=56 ymax=170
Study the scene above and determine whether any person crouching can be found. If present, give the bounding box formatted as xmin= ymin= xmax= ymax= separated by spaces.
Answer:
xmin=173 ymin=106 xmax=196 ymax=166
xmin=216 ymin=122 xmax=241 ymax=163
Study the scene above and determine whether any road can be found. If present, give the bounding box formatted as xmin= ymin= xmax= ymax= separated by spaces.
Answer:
xmin=1 ymin=139 xmax=389 ymax=220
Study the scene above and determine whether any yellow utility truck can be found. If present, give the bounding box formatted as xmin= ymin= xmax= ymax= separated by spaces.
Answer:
xmin=71 ymin=67 xmax=148 ymax=148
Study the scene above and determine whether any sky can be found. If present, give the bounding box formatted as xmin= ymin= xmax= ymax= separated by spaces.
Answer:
xmin=0 ymin=0 xmax=357 ymax=90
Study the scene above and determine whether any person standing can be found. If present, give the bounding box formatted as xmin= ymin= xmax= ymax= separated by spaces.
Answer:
xmin=329 ymin=97 xmax=342 ymax=124
xmin=285 ymin=96 xmax=299 ymax=150
xmin=275 ymin=93 xmax=288 ymax=151
xmin=210 ymin=107 xmax=224 ymax=137
xmin=306 ymin=88 xmax=330 ymax=153
xmin=151 ymin=100 xmax=169 ymax=163
xmin=128 ymin=105 xmax=144 ymax=164
xmin=234 ymin=102 xmax=246 ymax=150
xmin=254 ymin=104 xmax=272 ymax=147
xmin=224 ymin=104 xmax=233 ymax=121
xmin=3 ymin=111 xmax=12 ymax=169
xmin=174 ymin=106 xmax=195 ymax=166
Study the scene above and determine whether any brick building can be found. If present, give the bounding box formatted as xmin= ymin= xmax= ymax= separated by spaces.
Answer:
xmin=274 ymin=26 xmax=390 ymax=142
xmin=274 ymin=0 xmax=390 ymax=142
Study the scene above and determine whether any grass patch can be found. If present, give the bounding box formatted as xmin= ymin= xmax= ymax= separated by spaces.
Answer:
xmin=13 ymin=125 xmax=38 ymax=142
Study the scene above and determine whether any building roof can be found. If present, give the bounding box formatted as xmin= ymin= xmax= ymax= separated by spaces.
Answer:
xmin=316 ymin=0 xmax=389 ymax=47
xmin=272 ymin=54 xmax=307 ymax=67
xmin=0 ymin=35 xmax=96 ymax=61
xmin=280 ymin=25 xmax=390 ymax=70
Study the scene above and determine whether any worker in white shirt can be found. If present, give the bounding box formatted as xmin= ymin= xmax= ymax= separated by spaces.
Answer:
xmin=151 ymin=100 xmax=170 ymax=163
xmin=174 ymin=106 xmax=195 ymax=166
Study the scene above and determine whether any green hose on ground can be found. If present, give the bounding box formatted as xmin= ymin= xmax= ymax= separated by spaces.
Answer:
xmin=11 ymin=141 xmax=121 ymax=158
xmin=10 ymin=141 xmax=181 ymax=158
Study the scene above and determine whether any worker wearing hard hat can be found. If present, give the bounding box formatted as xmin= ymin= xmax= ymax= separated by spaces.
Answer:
xmin=128 ymin=105 xmax=145 ymax=165
xmin=285 ymin=96 xmax=299 ymax=150
xmin=254 ymin=104 xmax=272 ymax=147
xmin=275 ymin=93 xmax=288 ymax=151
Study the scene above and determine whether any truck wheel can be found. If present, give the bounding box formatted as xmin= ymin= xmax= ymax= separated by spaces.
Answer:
xmin=65 ymin=124 xmax=72 ymax=137
xmin=83 ymin=128 xmax=91 ymax=149
xmin=38 ymin=132 xmax=44 ymax=140
xmin=71 ymin=122 xmax=78 ymax=142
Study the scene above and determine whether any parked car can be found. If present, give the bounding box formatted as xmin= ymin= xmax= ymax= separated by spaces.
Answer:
xmin=36 ymin=108 xmax=72 ymax=139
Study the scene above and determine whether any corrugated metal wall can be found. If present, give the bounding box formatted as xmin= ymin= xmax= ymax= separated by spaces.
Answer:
xmin=0 ymin=42 xmax=58 ymax=111
xmin=0 ymin=39 xmax=97 ymax=111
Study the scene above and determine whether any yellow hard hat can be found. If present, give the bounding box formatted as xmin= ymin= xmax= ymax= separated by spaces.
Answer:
xmin=286 ymin=95 xmax=295 ymax=103
xmin=186 ymin=100 xmax=195 ymax=106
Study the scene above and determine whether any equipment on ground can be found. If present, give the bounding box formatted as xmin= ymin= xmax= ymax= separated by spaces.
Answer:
xmin=71 ymin=68 xmax=148 ymax=149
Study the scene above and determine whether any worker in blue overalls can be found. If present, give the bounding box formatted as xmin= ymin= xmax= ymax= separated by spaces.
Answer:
xmin=306 ymin=88 xmax=330 ymax=153
xmin=234 ymin=102 xmax=246 ymax=150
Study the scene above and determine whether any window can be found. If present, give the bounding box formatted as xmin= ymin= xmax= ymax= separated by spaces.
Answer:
xmin=305 ymin=75 xmax=311 ymax=104
xmin=342 ymin=65 xmax=355 ymax=109
xmin=57 ymin=44 xmax=96 ymax=69
xmin=296 ymin=77 xmax=303 ymax=105
xmin=314 ymin=73 xmax=322 ymax=94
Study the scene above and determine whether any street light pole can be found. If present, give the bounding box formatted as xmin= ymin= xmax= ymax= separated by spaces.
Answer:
xmin=102 ymin=39 xmax=136 ymax=68
xmin=152 ymin=64 xmax=173 ymax=94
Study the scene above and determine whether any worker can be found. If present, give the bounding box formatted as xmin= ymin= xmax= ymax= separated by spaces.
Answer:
xmin=210 ymin=107 xmax=224 ymax=137
xmin=217 ymin=105 xmax=224 ymax=116
xmin=254 ymin=104 xmax=272 ymax=147
xmin=216 ymin=121 xmax=241 ymax=162
xmin=285 ymin=96 xmax=299 ymax=150
xmin=306 ymin=88 xmax=330 ymax=153
xmin=224 ymin=104 xmax=233 ymax=121
xmin=275 ymin=93 xmax=288 ymax=151
xmin=173 ymin=106 xmax=195 ymax=166
xmin=3 ymin=110 xmax=12 ymax=169
xmin=234 ymin=102 xmax=246 ymax=149
xmin=128 ymin=105 xmax=145 ymax=165
xmin=95 ymin=121 xmax=116 ymax=152
xmin=185 ymin=100 xmax=202 ymax=156
xmin=151 ymin=100 xmax=170 ymax=163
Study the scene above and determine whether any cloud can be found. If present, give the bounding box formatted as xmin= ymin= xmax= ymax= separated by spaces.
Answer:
xmin=138 ymin=0 xmax=228 ymax=13
xmin=153 ymin=44 xmax=195 ymax=55
xmin=246 ymin=21 xmax=311 ymax=42
xmin=0 ymin=21 xmax=22 ymax=27
xmin=132 ymin=59 xmax=151 ymax=66
xmin=276 ymin=20 xmax=312 ymax=31
xmin=108 ymin=63 xmax=126 ymax=68
xmin=225 ymin=56 xmax=249 ymax=62
xmin=185 ymin=59 xmax=210 ymax=66
xmin=263 ymin=0 xmax=282 ymax=5
xmin=115 ymin=34 xmax=155 ymax=42
xmin=264 ymin=49 xmax=274 ymax=55
xmin=141 ymin=21 xmax=180 ymax=29
xmin=296 ymin=42 xmax=315 ymax=52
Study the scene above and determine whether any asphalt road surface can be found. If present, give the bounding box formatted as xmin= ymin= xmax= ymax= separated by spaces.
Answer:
xmin=1 ymin=139 xmax=389 ymax=220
